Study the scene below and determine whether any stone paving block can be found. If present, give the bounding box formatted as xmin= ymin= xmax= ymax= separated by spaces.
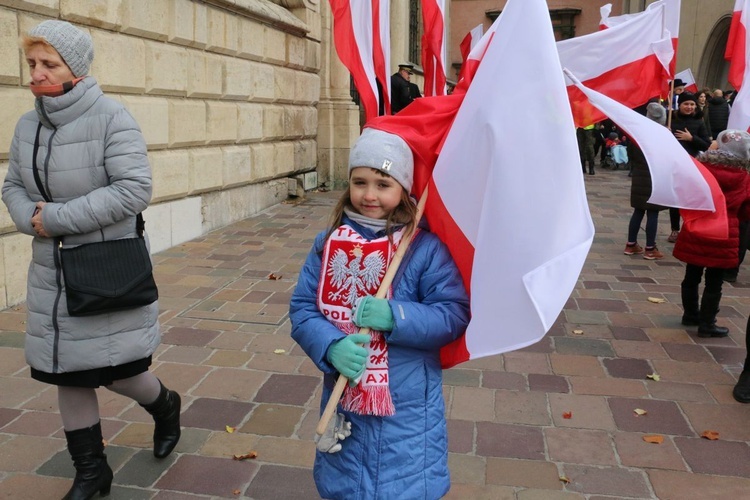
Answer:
xmin=648 ymin=469 xmax=750 ymax=499
xmin=549 ymin=394 xmax=616 ymax=431
xmin=661 ymin=342 xmax=713 ymax=362
xmin=0 ymin=376 xmax=46 ymax=408
xmin=569 ymin=376 xmax=648 ymax=398
xmin=545 ymin=428 xmax=617 ymax=465
xmin=650 ymin=359 xmax=734 ymax=384
xmin=0 ymin=407 xmax=21 ymax=428
xmin=707 ymin=345 xmax=746 ymax=365
xmin=447 ymin=419 xmax=474 ymax=453
xmin=254 ymin=436 xmax=315 ymax=468
xmin=444 ymin=483 xmax=515 ymax=500
xmin=239 ymin=404 xmax=302 ymax=437
xmin=1 ymin=410 xmax=61 ymax=437
xmin=503 ymin=352 xmax=551 ymax=375
xmin=482 ymin=371 xmax=526 ymax=390
xmin=610 ymin=326 xmax=650 ymax=341
xmin=674 ymin=436 xmax=750 ymax=477
xmin=451 ymin=386 xmax=496 ymax=421
xmin=451 ymin=368 xmax=493 ymax=389
xmin=555 ymin=338 xmax=615 ymax=357
xmin=200 ymin=429 xmax=259 ymax=459
xmin=561 ymin=464 xmax=651 ymax=497
xmin=611 ymin=339 xmax=668 ymax=359
xmin=485 ymin=458 xmax=562 ymax=489
xmin=475 ymin=422 xmax=545 ymax=460
xmin=155 ymin=454 xmax=256 ymax=496
xmin=115 ymin=449 xmax=177 ymax=487
xmin=246 ymin=351 xmax=302 ymax=373
xmin=612 ymin=432 xmax=687 ymax=471
xmin=0 ymin=474 xmax=70 ymax=500
xmin=448 ymin=453 xmax=486 ymax=485
xmin=191 ymin=367 xmax=268 ymax=401
xmin=157 ymin=345 xmax=213 ymax=365
xmin=494 ymin=390 xmax=551 ymax=426
xmin=0 ymin=435 xmax=63 ymax=472
xmin=645 ymin=381 xmax=714 ymax=403
xmin=205 ymin=350 xmax=252 ymax=368
xmin=0 ymin=346 xmax=26 ymax=376
xmin=161 ymin=327 xmax=221 ymax=347
xmin=679 ymin=402 xmax=750 ymax=441
xmin=518 ymin=336 xmax=554 ymax=353
xmin=608 ymin=397 xmax=693 ymax=435
xmin=576 ymin=298 xmax=629 ymax=312
xmin=549 ymin=354 xmax=606 ymax=377
xmin=254 ymin=373 xmax=319 ymax=406
xmin=516 ymin=489 xmax=585 ymax=500
xmin=245 ymin=464 xmax=318 ymax=500
xmin=181 ymin=397 xmax=254 ymax=431
xmin=602 ymin=357 xmax=653 ymax=379
xmin=527 ymin=373 xmax=569 ymax=393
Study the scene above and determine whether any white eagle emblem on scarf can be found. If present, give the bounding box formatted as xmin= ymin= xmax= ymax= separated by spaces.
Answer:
xmin=326 ymin=244 xmax=386 ymax=307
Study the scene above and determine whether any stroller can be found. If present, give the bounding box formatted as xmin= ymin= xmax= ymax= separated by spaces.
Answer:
xmin=602 ymin=132 xmax=629 ymax=170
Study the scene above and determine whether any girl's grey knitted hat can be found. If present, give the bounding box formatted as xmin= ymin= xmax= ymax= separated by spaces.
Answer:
xmin=28 ymin=20 xmax=94 ymax=77
xmin=348 ymin=128 xmax=414 ymax=192
xmin=717 ymin=129 xmax=750 ymax=160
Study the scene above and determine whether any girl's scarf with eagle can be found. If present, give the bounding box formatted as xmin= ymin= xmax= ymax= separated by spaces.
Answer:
xmin=317 ymin=224 xmax=408 ymax=416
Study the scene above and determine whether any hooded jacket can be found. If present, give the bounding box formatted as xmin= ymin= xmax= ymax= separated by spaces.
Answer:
xmin=2 ymin=77 xmax=160 ymax=374
xmin=673 ymin=150 xmax=750 ymax=268
xmin=290 ymin=216 xmax=470 ymax=499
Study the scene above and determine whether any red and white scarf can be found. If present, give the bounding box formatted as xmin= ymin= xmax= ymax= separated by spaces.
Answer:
xmin=317 ymin=224 xmax=407 ymax=416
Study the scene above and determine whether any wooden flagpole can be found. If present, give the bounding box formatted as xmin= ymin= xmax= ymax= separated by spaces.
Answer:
xmin=315 ymin=186 xmax=429 ymax=437
xmin=667 ymin=78 xmax=676 ymax=130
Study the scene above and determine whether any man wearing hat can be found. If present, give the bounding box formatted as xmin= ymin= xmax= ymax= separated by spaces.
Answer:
xmin=670 ymin=78 xmax=686 ymax=110
xmin=391 ymin=63 xmax=417 ymax=114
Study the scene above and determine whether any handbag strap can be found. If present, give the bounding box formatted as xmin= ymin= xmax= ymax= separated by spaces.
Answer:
xmin=30 ymin=121 xmax=145 ymax=239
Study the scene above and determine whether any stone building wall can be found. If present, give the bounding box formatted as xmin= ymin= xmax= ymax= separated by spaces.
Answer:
xmin=0 ymin=0 xmax=324 ymax=307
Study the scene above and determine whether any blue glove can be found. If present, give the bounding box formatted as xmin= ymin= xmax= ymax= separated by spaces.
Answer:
xmin=352 ymin=296 xmax=394 ymax=332
xmin=326 ymin=333 xmax=371 ymax=379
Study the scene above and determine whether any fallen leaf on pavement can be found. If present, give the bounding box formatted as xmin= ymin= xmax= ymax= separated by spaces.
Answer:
xmin=226 ymin=425 xmax=236 ymax=433
xmin=701 ymin=430 xmax=720 ymax=440
xmin=634 ymin=408 xmax=648 ymax=416
xmin=562 ymin=411 xmax=573 ymax=419
xmin=274 ymin=349 xmax=286 ymax=354
xmin=233 ymin=489 xmax=241 ymax=495
xmin=648 ymin=297 xmax=667 ymax=303
xmin=647 ymin=373 xmax=661 ymax=381
xmin=268 ymin=273 xmax=281 ymax=280
xmin=643 ymin=435 xmax=664 ymax=444
xmin=559 ymin=475 xmax=571 ymax=484
xmin=572 ymin=329 xmax=584 ymax=335
xmin=233 ymin=451 xmax=258 ymax=460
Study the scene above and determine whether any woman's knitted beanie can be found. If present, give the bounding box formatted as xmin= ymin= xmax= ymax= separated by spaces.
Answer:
xmin=28 ymin=20 xmax=94 ymax=77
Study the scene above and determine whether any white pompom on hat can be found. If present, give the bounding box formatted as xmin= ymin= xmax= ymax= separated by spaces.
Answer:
xmin=348 ymin=128 xmax=414 ymax=192
xmin=28 ymin=20 xmax=94 ymax=77
xmin=716 ymin=129 xmax=750 ymax=160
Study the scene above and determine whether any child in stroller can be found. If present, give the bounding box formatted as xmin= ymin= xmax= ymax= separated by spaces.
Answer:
xmin=603 ymin=132 xmax=629 ymax=169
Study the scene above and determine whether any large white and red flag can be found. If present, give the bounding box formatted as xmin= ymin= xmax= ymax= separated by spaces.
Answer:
xmin=600 ymin=0 xmax=681 ymax=76
xmin=370 ymin=0 xmax=594 ymax=367
xmin=421 ymin=0 xmax=447 ymax=96
xmin=674 ymin=68 xmax=699 ymax=93
xmin=727 ymin=0 xmax=750 ymax=131
xmin=559 ymin=2 xmax=674 ymax=127
xmin=566 ymin=70 xmax=728 ymax=240
xmin=457 ymin=24 xmax=483 ymax=83
xmin=329 ymin=0 xmax=391 ymax=122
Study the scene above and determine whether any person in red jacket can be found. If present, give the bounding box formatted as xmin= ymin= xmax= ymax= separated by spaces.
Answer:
xmin=674 ymin=129 xmax=750 ymax=337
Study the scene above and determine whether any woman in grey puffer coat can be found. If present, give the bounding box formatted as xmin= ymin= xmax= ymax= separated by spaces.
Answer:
xmin=1 ymin=21 xmax=180 ymax=500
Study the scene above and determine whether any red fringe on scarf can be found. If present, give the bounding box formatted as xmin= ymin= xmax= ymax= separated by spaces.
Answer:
xmin=341 ymin=384 xmax=395 ymax=417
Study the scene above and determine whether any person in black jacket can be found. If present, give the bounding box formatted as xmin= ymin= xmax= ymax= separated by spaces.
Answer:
xmin=708 ymin=89 xmax=730 ymax=138
xmin=667 ymin=92 xmax=712 ymax=243
xmin=391 ymin=63 xmax=415 ymax=114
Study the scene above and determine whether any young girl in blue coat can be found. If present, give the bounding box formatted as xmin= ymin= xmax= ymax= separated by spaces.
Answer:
xmin=290 ymin=128 xmax=470 ymax=499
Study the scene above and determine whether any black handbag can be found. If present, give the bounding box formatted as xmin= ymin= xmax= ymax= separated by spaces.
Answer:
xmin=31 ymin=123 xmax=158 ymax=316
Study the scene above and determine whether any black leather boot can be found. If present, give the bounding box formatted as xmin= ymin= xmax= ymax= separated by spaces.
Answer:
xmin=62 ymin=422 xmax=113 ymax=500
xmin=680 ymin=284 xmax=700 ymax=326
xmin=140 ymin=381 xmax=181 ymax=458
xmin=733 ymin=370 xmax=750 ymax=403
xmin=698 ymin=291 xmax=729 ymax=338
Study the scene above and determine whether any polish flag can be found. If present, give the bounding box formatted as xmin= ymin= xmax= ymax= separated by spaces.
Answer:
xmin=566 ymin=70 xmax=728 ymax=240
xmin=726 ymin=0 xmax=747 ymax=90
xmin=559 ymin=2 xmax=674 ymax=127
xmin=727 ymin=0 xmax=750 ymax=131
xmin=674 ymin=68 xmax=699 ymax=94
xmin=421 ymin=0 xmax=447 ymax=96
xmin=458 ymin=24 xmax=484 ymax=83
xmin=369 ymin=0 xmax=594 ymax=367
xmin=600 ymin=0 xmax=681 ymax=76
xmin=329 ymin=0 xmax=390 ymax=122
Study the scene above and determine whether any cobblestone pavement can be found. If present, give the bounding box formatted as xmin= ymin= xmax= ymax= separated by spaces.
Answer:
xmin=2 ymin=167 xmax=750 ymax=499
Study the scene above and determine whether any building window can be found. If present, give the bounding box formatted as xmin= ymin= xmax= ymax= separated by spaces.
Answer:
xmin=409 ymin=0 xmax=421 ymax=65
xmin=550 ymin=8 xmax=580 ymax=41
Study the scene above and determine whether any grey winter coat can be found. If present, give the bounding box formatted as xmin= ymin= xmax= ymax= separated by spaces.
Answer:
xmin=1 ymin=77 xmax=160 ymax=375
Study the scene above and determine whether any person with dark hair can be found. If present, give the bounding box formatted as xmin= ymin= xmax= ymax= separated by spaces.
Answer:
xmin=668 ymin=92 xmax=712 ymax=243
xmin=2 ymin=20 xmax=181 ymax=500
xmin=391 ymin=63 xmax=416 ymax=114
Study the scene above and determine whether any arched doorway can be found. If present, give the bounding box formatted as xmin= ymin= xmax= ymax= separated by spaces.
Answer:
xmin=698 ymin=16 xmax=732 ymax=91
